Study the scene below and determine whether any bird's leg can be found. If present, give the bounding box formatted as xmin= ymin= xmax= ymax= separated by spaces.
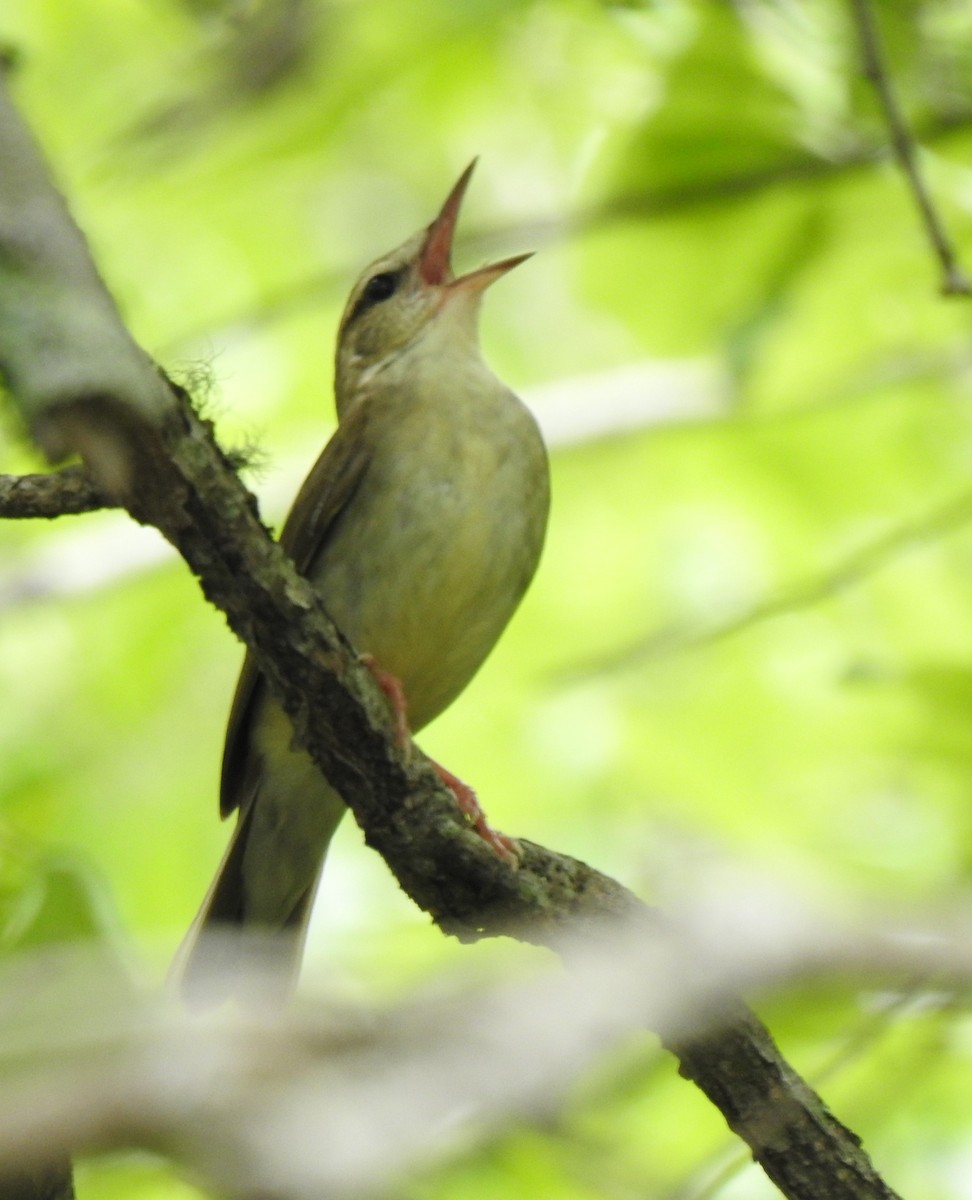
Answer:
xmin=430 ymin=761 xmax=521 ymax=868
xmin=361 ymin=654 xmax=411 ymax=751
xmin=361 ymin=655 xmax=520 ymax=867
xmin=360 ymin=657 xmax=518 ymax=864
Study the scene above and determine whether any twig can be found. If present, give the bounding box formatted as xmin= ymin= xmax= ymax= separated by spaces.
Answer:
xmin=849 ymin=0 xmax=971 ymax=296
xmin=0 ymin=466 xmax=112 ymax=518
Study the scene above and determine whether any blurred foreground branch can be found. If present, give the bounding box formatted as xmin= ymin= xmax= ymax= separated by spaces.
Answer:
xmin=0 ymin=73 xmax=902 ymax=1200
xmin=0 ymin=895 xmax=962 ymax=1198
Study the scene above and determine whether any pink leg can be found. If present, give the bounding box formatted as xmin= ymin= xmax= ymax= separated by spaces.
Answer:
xmin=361 ymin=654 xmax=410 ymax=749
xmin=432 ymin=760 xmax=521 ymax=868
xmin=362 ymin=655 xmax=519 ymax=867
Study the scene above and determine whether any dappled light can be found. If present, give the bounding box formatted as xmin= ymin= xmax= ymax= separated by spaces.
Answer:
xmin=3 ymin=1 xmax=972 ymax=1198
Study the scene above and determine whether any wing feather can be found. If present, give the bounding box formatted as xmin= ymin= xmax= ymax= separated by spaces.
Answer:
xmin=219 ymin=402 xmax=374 ymax=816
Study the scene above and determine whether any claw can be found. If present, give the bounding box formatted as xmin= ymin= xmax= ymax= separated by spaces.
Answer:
xmin=361 ymin=655 xmax=519 ymax=866
xmin=432 ymin=760 xmax=521 ymax=867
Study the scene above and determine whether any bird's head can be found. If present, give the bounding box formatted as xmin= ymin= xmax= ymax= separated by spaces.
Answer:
xmin=334 ymin=161 xmax=531 ymax=412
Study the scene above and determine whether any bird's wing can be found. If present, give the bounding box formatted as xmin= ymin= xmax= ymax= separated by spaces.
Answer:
xmin=220 ymin=401 xmax=374 ymax=817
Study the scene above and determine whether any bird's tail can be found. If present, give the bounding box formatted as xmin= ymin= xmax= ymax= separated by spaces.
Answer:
xmin=171 ymin=802 xmax=323 ymax=1010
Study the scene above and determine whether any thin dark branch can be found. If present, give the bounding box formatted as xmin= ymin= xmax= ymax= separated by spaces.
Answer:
xmin=0 ymin=465 xmax=113 ymax=518
xmin=849 ymin=0 xmax=971 ymax=296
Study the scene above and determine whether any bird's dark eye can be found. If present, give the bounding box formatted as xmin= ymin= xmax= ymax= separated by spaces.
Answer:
xmin=347 ymin=269 xmax=403 ymax=327
xmin=363 ymin=271 xmax=399 ymax=305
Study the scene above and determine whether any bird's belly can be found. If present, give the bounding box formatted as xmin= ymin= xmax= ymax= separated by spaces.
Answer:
xmin=317 ymin=456 xmax=544 ymax=731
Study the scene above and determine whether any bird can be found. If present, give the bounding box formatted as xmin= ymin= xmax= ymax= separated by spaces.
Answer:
xmin=177 ymin=162 xmax=550 ymax=1004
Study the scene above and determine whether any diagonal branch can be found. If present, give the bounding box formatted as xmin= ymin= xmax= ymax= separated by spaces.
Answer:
xmin=0 ymin=72 xmax=901 ymax=1200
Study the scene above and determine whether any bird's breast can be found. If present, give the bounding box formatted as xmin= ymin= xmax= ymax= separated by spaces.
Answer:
xmin=312 ymin=385 xmax=548 ymax=731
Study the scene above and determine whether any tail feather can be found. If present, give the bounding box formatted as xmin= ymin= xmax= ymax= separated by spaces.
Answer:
xmin=171 ymin=803 xmax=324 ymax=1010
xmin=174 ymin=761 xmax=347 ymax=1008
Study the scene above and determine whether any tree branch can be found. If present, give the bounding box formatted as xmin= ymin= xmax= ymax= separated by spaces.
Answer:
xmin=0 ymin=901 xmax=961 ymax=1199
xmin=0 ymin=465 xmax=113 ymax=518
xmin=849 ymin=0 xmax=971 ymax=296
xmin=0 ymin=73 xmax=902 ymax=1200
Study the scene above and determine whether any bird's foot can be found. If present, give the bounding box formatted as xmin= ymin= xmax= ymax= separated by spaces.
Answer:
xmin=432 ymin=760 xmax=521 ymax=868
xmin=361 ymin=654 xmax=411 ymax=751
xmin=360 ymin=656 xmax=519 ymax=867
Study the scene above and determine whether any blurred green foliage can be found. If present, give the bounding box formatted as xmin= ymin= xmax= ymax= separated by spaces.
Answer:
xmin=3 ymin=0 xmax=972 ymax=1196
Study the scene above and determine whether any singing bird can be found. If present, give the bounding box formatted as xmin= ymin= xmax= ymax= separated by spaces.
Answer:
xmin=179 ymin=163 xmax=550 ymax=1001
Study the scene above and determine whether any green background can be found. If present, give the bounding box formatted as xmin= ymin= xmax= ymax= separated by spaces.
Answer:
xmin=3 ymin=0 xmax=972 ymax=1196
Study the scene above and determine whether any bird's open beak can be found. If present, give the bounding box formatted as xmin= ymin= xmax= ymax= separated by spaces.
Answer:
xmin=451 ymin=250 xmax=534 ymax=294
xmin=419 ymin=160 xmax=532 ymax=292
